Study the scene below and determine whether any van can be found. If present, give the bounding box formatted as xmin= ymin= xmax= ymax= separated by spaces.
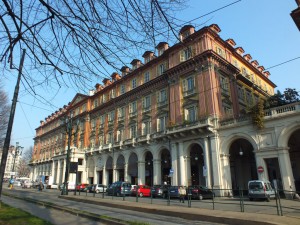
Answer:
xmin=248 ymin=180 xmax=276 ymax=202
xmin=106 ymin=181 xmax=131 ymax=196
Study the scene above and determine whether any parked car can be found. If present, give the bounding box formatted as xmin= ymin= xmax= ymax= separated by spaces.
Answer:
xmin=59 ymin=182 xmax=76 ymax=191
xmin=131 ymin=185 xmax=151 ymax=197
xmin=76 ymin=183 xmax=89 ymax=192
xmin=22 ymin=180 xmax=32 ymax=188
xmin=84 ymin=184 xmax=94 ymax=192
xmin=92 ymin=184 xmax=107 ymax=193
xmin=106 ymin=181 xmax=131 ymax=196
xmin=168 ymin=186 xmax=181 ymax=199
xmin=151 ymin=185 xmax=170 ymax=198
xmin=188 ymin=185 xmax=214 ymax=200
xmin=248 ymin=180 xmax=275 ymax=202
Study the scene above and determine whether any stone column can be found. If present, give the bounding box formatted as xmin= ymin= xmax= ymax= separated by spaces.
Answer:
xmin=138 ymin=161 xmax=145 ymax=184
xmin=178 ymin=142 xmax=186 ymax=186
xmin=102 ymin=166 xmax=107 ymax=185
xmin=170 ymin=142 xmax=178 ymax=186
xmin=203 ymin=137 xmax=211 ymax=188
xmin=278 ymin=148 xmax=295 ymax=198
xmin=124 ymin=163 xmax=129 ymax=183
xmin=153 ymin=159 xmax=161 ymax=185
xmin=208 ymin=135 xmax=222 ymax=189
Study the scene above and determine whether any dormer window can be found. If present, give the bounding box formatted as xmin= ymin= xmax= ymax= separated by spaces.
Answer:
xmin=132 ymin=78 xmax=137 ymax=89
xmin=144 ymin=71 xmax=150 ymax=83
xmin=180 ymin=46 xmax=193 ymax=62
xmin=158 ymin=49 xmax=164 ymax=56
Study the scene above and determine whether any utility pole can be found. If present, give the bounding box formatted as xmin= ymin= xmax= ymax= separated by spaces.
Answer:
xmin=0 ymin=49 xmax=26 ymax=201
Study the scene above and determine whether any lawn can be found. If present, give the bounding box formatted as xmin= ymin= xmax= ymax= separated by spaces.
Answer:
xmin=0 ymin=202 xmax=52 ymax=225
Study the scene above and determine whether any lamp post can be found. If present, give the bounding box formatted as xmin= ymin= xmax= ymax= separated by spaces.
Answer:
xmin=61 ymin=113 xmax=79 ymax=195
xmin=11 ymin=142 xmax=24 ymax=180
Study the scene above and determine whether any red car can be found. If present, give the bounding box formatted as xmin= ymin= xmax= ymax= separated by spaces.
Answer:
xmin=131 ymin=185 xmax=151 ymax=197
xmin=76 ymin=183 xmax=88 ymax=191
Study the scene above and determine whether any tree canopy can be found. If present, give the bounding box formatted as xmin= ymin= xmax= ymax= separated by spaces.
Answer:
xmin=1 ymin=0 xmax=186 ymax=93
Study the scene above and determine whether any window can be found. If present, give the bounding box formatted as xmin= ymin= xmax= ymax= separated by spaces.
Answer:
xmin=180 ymin=46 xmax=193 ymax=62
xmin=99 ymin=115 xmax=105 ymax=128
xmin=78 ymin=158 xmax=83 ymax=165
xmin=219 ymin=75 xmax=229 ymax=93
xmin=118 ymin=107 xmax=125 ymax=121
xmin=157 ymin=117 xmax=166 ymax=132
xmin=216 ymin=46 xmax=225 ymax=58
xmin=145 ymin=57 xmax=150 ymax=64
xmin=185 ymin=106 xmax=197 ymax=122
xmin=241 ymin=67 xmax=247 ymax=76
xmin=103 ymin=94 xmax=106 ymax=103
xmin=107 ymin=132 xmax=114 ymax=144
xmin=238 ymin=86 xmax=245 ymax=102
xmin=158 ymin=49 xmax=164 ymax=56
xmin=233 ymin=60 xmax=238 ymax=68
xmin=108 ymin=110 xmax=115 ymax=123
xmin=93 ymin=99 xmax=98 ymax=109
xmin=157 ymin=63 xmax=166 ymax=76
xmin=91 ymin=118 xmax=96 ymax=131
xmin=142 ymin=121 xmax=151 ymax=135
xmin=130 ymin=124 xmax=137 ymax=138
xmin=129 ymin=101 xmax=137 ymax=116
xmin=132 ymin=78 xmax=137 ymax=89
xmin=117 ymin=129 xmax=124 ymax=142
xmin=182 ymin=76 xmax=195 ymax=96
xmin=157 ymin=89 xmax=167 ymax=106
xmin=143 ymin=95 xmax=151 ymax=112
xmin=120 ymin=84 xmax=126 ymax=95
xmin=223 ymin=105 xmax=233 ymax=116
xmin=110 ymin=89 xmax=115 ymax=99
xmin=81 ymin=103 xmax=87 ymax=112
xmin=144 ymin=71 xmax=150 ymax=83
xmin=246 ymin=90 xmax=253 ymax=105
xmin=99 ymin=135 xmax=104 ymax=146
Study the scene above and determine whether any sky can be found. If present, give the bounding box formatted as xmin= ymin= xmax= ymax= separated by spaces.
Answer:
xmin=3 ymin=0 xmax=300 ymax=151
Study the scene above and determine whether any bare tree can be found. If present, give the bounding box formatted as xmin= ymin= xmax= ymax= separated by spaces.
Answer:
xmin=17 ymin=146 xmax=33 ymax=178
xmin=0 ymin=81 xmax=9 ymax=147
xmin=1 ymin=0 xmax=186 ymax=93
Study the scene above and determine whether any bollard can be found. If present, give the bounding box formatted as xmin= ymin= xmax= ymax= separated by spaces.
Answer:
xmin=150 ymin=188 xmax=153 ymax=204
xmin=167 ymin=187 xmax=170 ymax=206
xmin=93 ymin=185 xmax=95 ymax=197
xmin=277 ymin=189 xmax=283 ymax=216
xmin=123 ymin=184 xmax=125 ymax=201
xmin=136 ymin=186 xmax=139 ymax=202
xmin=86 ymin=189 xmax=88 ymax=196
xmin=102 ymin=189 xmax=104 ymax=199
xmin=212 ymin=186 xmax=215 ymax=210
xmin=188 ymin=193 xmax=192 ymax=208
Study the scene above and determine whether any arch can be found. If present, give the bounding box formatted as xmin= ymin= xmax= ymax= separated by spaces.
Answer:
xmin=278 ymin=123 xmax=300 ymax=148
xmin=128 ymin=152 xmax=138 ymax=184
xmin=221 ymin=133 xmax=258 ymax=155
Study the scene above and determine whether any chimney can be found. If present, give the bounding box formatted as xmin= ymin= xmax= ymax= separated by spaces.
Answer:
xmin=251 ymin=60 xmax=259 ymax=67
xmin=179 ymin=25 xmax=195 ymax=41
xmin=121 ymin=66 xmax=130 ymax=76
xmin=235 ymin=47 xmax=245 ymax=55
xmin=111 ymin=72 xmax=121 ymax=81
xmin=142 ymin=51 xmax=155 ymax=64
xmin=226 ymin=39 xmax=236 ymax=47
xmin=130 ymin=59 xmax=142 ymax=70
xmin=102 ymin=78 xmax=112 ymax=86
xmin=209 ymin=24 xmax=221 ymax=34
xmin=243 ymin=54 xmax=252 ymax=61
xmin=263 ymin=71 xmax=270 ymax=78
xmin=95 ymin=83 xmax=104 ymax=92
xmin=257 ymin=66 xmax=265 ymax=72
xmin=156 ymin=42 xmax=169 ymax=56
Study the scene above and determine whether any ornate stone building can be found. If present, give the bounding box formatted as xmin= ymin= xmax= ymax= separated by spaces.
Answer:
xmin=30 ymin=24 xmax=300 ymax=196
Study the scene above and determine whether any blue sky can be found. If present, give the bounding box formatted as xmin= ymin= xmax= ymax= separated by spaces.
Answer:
xmin=3 ymin=0 xmax=300 ymax=151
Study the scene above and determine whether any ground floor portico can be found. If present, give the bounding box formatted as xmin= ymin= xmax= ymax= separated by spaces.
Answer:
xmin=30 ymin=104 xmax=300 ymax=198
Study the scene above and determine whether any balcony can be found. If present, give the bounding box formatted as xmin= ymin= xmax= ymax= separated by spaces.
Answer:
xmin=183 ymin=88 xmax=196 ymax=98
xmin=219 ymin=102 xmax=300 ymax=128
xmin=157 ymin=99 xmax=168 ymax=108
xmin=142 ymin=106 xmax=151 ymax=113
xmin=129 ymin=111 xmax=137 ymax=118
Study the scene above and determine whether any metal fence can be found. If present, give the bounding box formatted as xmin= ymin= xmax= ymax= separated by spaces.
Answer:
xmin=73 ymin=186 xmax=300 ymax=218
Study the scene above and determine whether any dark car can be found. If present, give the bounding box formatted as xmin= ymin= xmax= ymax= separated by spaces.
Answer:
xmin=151 ymin=185 xmax=170 ymax=198
xmin=106 ymin=181 xmax=131 ymax=196
xmin=84 ymin=184 xmax=94 ymax=193
xmin=188 ymin=185 xmax=214 ymax=200
xmin=168 ymin=186 xmax=181 ymax=198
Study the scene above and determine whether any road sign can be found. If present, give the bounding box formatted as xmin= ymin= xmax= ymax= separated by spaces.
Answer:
xmin=257 ymin=166 xmax=264 ymax=173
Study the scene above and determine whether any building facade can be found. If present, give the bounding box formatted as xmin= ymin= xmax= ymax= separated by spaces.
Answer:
xmin=30 ymin=24 xmax=300 ymax=196
xmin=0 ymin=145 xmax=22 ymax=179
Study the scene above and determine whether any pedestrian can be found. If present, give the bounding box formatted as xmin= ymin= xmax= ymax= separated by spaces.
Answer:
xmin=38 ymin=181 xmax=43 ymax=191
xmin=9 ymin=178 xmax=14 ymax=189
xmin=179 ymin=186 xmax=186 ymax=203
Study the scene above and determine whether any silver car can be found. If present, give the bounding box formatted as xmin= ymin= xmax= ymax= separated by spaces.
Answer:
xmin=248 ymin=180 xmax=276 ymax=202
xmin=92 ymin=184 xmax=107 ymax=193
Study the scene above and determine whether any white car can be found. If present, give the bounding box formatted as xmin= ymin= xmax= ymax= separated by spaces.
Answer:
xmin=92 ymin=184 xmax=107 ymax=193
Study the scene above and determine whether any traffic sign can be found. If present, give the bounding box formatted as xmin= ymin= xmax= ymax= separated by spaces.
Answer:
xmin=257 ymin=166 xmax=264 ymax=173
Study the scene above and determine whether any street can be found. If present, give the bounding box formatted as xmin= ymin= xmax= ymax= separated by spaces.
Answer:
xmin=2 ymin=186 xmax=227 ymax=225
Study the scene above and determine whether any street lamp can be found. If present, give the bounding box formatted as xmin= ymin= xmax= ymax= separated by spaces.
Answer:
xmin=11 ymin=142 xmax=24 ymax=180
xmin=61 ymin=113 xmax=80 ymax=195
